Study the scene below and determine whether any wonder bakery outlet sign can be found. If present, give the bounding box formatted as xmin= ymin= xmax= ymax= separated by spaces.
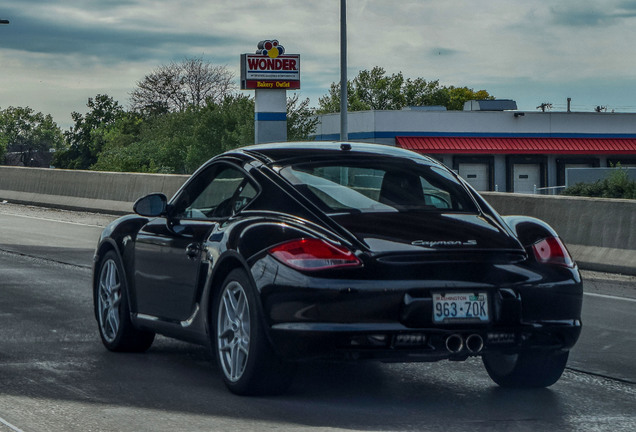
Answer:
xmin=241 ymin=40 xmax=300 ymax=90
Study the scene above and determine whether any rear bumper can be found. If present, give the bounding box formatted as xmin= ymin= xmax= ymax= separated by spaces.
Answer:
xmin=253 ymin=258 xmax=583 ymax=361
xmin=269 ymin=319 xmax=582 ymax=361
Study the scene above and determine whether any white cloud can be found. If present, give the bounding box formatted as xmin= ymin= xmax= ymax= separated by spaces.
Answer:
xmin=2 ymin=0 xmax=636 ymax=129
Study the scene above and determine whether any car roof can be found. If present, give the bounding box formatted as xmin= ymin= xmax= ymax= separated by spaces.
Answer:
xmin=227 ymin=141 xmax=436 ymax=166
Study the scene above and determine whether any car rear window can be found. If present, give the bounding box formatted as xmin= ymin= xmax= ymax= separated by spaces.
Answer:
xmin=279 ymin=160 xmax=478 ymax=214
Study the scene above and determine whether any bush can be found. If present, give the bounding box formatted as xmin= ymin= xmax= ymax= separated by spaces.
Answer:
xmin=562 ymin=167 xmax=636 ymax=199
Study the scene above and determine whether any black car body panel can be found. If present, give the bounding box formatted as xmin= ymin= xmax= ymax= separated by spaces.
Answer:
xmin=93 ymin=142 xmax=582 ymax=392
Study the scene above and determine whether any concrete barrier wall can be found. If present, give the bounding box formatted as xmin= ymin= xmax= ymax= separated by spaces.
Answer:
xmin=482 ymin=192 xmax=636 ymax=275
xmin=1 ymin=166 xmax=634 ymax=274
xmin=0 ymin=166 xmax=188 ymax=214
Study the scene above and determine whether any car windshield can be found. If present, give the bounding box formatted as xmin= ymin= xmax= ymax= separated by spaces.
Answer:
xmin=279 ymin=160 xmax=478 ymax=215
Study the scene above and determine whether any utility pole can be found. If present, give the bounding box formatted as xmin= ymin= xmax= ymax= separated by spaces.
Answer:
xmin=340 ymin=0 xmax=348 ymax=141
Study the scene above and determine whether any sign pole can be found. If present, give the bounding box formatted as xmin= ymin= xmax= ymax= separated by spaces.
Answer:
xmin=340 ymin=0 xmax=348 ymax=141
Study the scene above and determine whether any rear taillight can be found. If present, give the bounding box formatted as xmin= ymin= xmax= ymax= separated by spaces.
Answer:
xmin=268 ymin=238 xmax=361 ymax=271
xmin=532 ymin=237 xmax=574 ymax=268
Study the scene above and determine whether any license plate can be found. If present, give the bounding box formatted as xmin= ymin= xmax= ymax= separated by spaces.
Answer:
xmin=432 ymin=292 xmax=489 ymax=323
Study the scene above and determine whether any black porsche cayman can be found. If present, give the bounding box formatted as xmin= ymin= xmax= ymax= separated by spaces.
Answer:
xmin=93 ymin=142 xmax=582 ymax=395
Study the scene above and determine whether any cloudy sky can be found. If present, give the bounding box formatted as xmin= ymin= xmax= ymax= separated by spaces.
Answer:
xmin=2 ymin=0 xmax=636 ymax=129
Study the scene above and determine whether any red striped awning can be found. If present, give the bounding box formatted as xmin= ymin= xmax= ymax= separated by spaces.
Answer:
xmin=396 ymin=136 xmax=636 ymax=155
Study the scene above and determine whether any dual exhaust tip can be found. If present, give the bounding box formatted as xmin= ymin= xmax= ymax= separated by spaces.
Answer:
xmin=445 ymin=333 xmax=484 ymax=354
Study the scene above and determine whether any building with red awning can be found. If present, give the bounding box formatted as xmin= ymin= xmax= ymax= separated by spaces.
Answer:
xmin=313 ymin=104 xmax=636 ymax=193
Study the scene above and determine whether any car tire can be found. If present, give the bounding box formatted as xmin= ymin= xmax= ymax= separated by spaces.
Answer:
xmin=482 ymin=350 xmax=569 ymax=388
xmin=213 ymin=268 xmax=294 ymax=396
xmin=95 ymin=250 xmax=155 ymax=352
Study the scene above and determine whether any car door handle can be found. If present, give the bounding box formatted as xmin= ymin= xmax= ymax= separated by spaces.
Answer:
xmin=185 ymin=243 xmax=201 ymax=259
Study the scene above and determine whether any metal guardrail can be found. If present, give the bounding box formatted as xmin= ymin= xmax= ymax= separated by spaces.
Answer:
xmin=534 ymin=185 xmax=566 ymax=195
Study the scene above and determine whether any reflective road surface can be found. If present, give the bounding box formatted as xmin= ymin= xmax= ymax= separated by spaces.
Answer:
xmin=0 ymin=204 xmax=634 ymax=432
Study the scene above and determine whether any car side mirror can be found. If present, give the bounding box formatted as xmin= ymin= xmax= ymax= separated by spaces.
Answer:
xmin=133 ymin=193 xmax=167 ymax=217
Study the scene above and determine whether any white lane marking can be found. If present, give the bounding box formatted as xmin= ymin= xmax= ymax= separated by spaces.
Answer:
xmin=0 ymin=212 xmax=106 ymax=228
xmin=0 ymin=416 xmax=26 ymax=432
xmin=584 ymin=292 xmax=636 ymax=303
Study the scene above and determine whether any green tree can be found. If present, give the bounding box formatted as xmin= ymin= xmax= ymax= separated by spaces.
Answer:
xmin=0 ymin=135 xmax=6 ymax=162
xmin=93 ymin=110 xmax=196 ymax=174
xmin=53 ymin=94 xmax=124 ymax=169
xmin=92 ymin=92 xmax=320 ymax=174
xmin=0 ymin=106 xmax=64 ymax=166
xmin=317 ymin=80 xmax=375 ymax=113
xmin=89 ymin=111 xmax=150 ymax=172
xmin=402 ymin=78 xmax=448 ymax=107
xmin=445 ymin=86 xmax=494 ymax=111
xmin=287 ymin=94 xmax=318 ymax=141
xmin=183 ymin=94 xmax=254 ymax=172
xmin=93 ymin=95 xmax=255 ymax=174
xmin=352 ymin=67 xmax=406 ymax=110
xmin=316 ymin=66 xmax=494 ymax=113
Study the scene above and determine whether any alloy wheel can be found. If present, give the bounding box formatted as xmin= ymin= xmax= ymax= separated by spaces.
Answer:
xmin=217 ymin=280 xmax=251 ymax=382
xmin=98 ymin=258 xmax=121 ymax=343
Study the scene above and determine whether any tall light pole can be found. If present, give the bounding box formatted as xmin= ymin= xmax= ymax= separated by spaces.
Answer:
xmin=340 ymin=0 xmax=348 ymax=141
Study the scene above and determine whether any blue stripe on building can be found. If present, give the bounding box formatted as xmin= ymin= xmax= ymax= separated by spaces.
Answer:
xmin=255 ymin=112 xmax=287 ymax=121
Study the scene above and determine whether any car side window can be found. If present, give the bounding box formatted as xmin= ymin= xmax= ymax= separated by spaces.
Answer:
xmin=233 ymin=182 xmax=257 ymax=213
xmin=172 ymin=164 xmax=257 ymax=220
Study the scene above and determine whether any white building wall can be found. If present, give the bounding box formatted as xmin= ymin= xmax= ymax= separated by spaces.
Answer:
xmin=315 ymin=110 xmax=636 ymax=141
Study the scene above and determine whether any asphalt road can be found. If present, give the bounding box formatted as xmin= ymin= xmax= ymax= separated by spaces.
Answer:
xmin=0 ymin=203 xmax=635 ymax=431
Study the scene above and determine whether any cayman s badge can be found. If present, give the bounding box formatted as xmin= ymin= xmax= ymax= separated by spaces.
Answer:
xmin=411 ymin=240 xmax=478 ymax=247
